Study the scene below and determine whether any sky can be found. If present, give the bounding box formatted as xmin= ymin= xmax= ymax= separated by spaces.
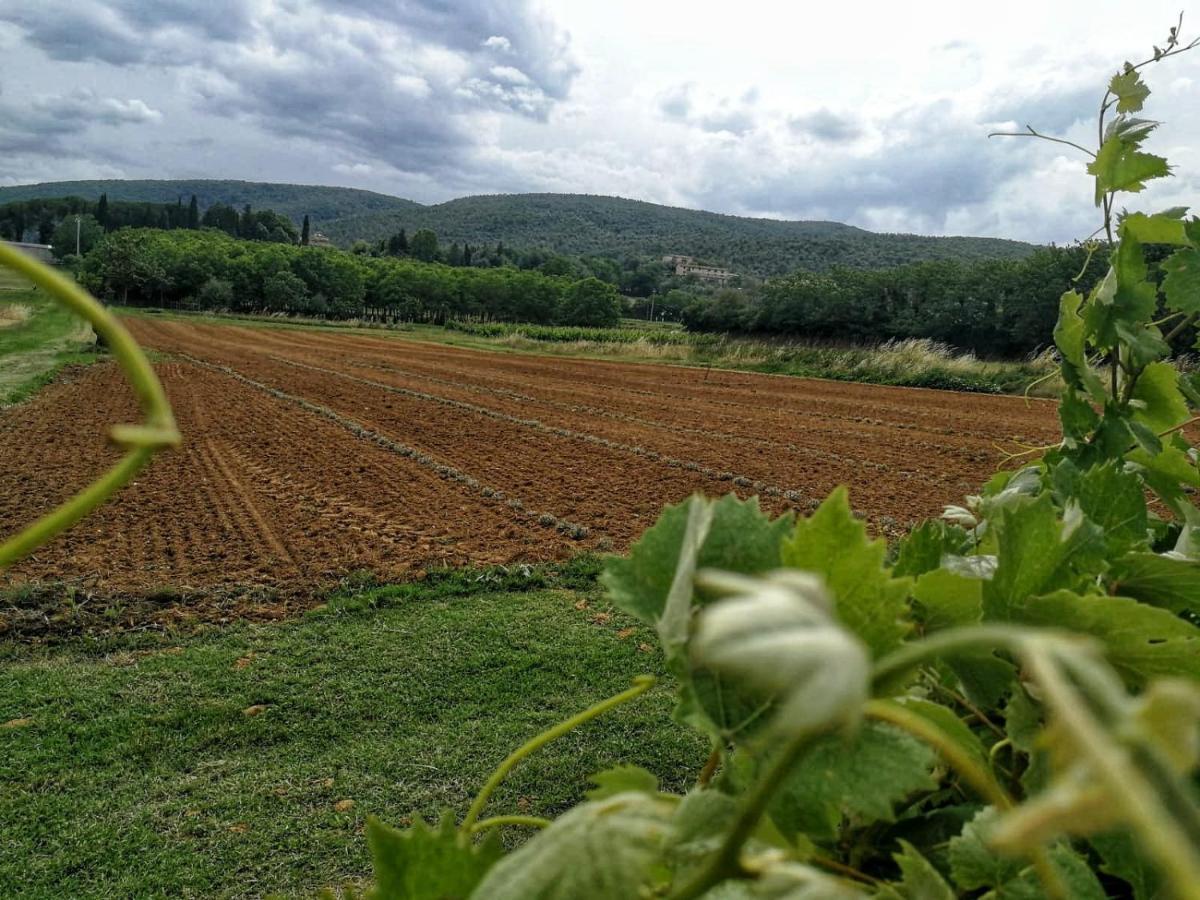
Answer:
xmin=0 ymin=0 xmax=1197 ymax=243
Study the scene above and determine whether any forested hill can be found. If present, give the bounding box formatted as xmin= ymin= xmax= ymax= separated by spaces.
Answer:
xmin=0 ymin=180 xmax=419 ymax=226
xmin=0 ymin=180 xmax=1036 ymax=275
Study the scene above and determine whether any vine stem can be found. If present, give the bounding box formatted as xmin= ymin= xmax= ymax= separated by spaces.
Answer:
xmin=870 ymin=625 xmax=1033 ymax=692
xmin=864 ymin=700 xmax=1070 ymax=900
xmin=469 ymin=814 xmax=551 ymax=833
xmin=460 ymin=675 xmax=655 ymax=832
xmin=1024 ymin=646 xmax=1200 ymax=900
xmin=669 ymin=726 xmax=834 ymax=900
xmin=0 ymin=244 xmax=180 ymax=569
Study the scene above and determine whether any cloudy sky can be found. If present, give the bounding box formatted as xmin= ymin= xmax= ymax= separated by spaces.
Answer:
xmin=0 ymin=0 xmax=1197 ymax=243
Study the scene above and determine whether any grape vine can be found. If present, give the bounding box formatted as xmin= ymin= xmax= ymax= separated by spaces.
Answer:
xmin=348 ymin=21 xmax=1200 ymax=900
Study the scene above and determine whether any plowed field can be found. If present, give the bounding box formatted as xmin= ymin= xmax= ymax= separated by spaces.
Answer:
xmin=0 ymin=317 xmax=1059 ymax=626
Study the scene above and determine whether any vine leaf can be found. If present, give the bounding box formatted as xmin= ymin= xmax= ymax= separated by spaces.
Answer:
xmin=913 ymin=568 xmax=983 ymax=631
xmin=468 ymin=793 xmax=674 ymax=899
xmin=984 ymin=494 xmax=1102 ymax=619
xmin=1120 ymin=211 xmax=1189 ymax=245
xmin=1053 ymin=290 xmax=1107 ymax=403
xmin=1130 ymin=361 xmax=1190 ymax=434
xmin=1050 ymin=460 xmax=1149 ymax=554
xmin=1109 ymin=551 xmax=1200 ymax=615
xmin=365 ymin=813 xmax=501 ymax=900
xmin=1110 ymin=70 xmax=1151 ymax=113
xmin=893 ymin=519 xmax=972 ymax=579
xmin=765 ymin=721 xmax=937 ymax=841
xmin=603 ymin=494 xmax=792 ymax=637
xmin=1091 ymin=832 xmax=1164 ymax=900
xmin=780 ymin=487 xmax=913 ymax=657
xmin=585 ymin=765 xmax=659 ymax=801
xmin=1162 ymin=247 xmax=1200 ymax=315
xmin=1011 ymin=590 xmax=1200 ymax=684
xmin=891 ymin=839 xmax=955 ymax=900
xmin=1089 ymin=131 xmax=1170 ymax=204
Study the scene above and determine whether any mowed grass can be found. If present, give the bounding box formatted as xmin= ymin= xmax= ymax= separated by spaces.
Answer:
xmin=0 ymin=572 xmax=705 ymax=898
xmin=0 ymin=276 xmax=96 ymax=405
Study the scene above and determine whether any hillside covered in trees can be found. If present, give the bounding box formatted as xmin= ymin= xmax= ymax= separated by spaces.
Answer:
xmin=0 ymin=180 xmax=1036 ymax=277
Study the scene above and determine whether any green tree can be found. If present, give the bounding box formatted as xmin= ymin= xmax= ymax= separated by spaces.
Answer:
xmin=96 ymin=193 xmax=109 ymax=231
xmin=187 ymin=195 xmax=200 ymax=230
xmin=50 ymin=214 xmax=103 ymax=259
xmin=559 ymin=277 xmax=623 ymax=327
xmin=301 ymin=214 xmax=311 ymax=246
xmin=262 ymin=270 xmax=307 ymax=312
xmin=410 ymin=229 xmax=439 ymax=262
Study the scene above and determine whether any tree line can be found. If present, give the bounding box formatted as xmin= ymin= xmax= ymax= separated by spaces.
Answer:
xmin=678 ymin=245 xmax=1121 ymax=356
xmin=0 ymin=194 xmax=301 ymax=257
xmin=79 ymin=228 xmax=626 ymax=327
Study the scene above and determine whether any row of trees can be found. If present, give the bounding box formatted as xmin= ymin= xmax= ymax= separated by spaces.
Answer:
xmin=364 ymin=227 xmax=672 ymax=296
xmin=0 ymin=194 xmax=306 ymax=256
xmin=79 ymin=229 xmax=625 ymax=327
xmin=679 ymin=245 xmax=1112 ymax=356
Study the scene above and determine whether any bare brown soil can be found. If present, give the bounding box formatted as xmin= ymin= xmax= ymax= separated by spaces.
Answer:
xmin=0 ymin=318 xmax=1060 ymax=631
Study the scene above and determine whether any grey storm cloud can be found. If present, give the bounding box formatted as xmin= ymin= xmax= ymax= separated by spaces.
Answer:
xmin=789 ymin=108 xmax=864 ymax=143
xmin=984 ymin=82 xmax=1098 ymax=133
xmin=0 ymin=88 xmax=160 ymax=156
xmin=690 ymin=100 xmax=1032 ymax=230
xmin=659 ymin=83 xmax=760 ymax=136
xmin=1 ymin=0 xmax=577 ymax=176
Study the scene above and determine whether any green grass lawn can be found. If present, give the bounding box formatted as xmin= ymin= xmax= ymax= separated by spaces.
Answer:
xmin=0 ymin=276 xmax=96 ymax=405
xmin=0 ymin=567 xmax=705 ymax=898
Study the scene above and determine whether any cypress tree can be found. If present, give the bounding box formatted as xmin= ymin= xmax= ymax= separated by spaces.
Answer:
xmin=188 ymin=195 xmax=200 ymax=229
xmin=301 ymin=214 xmax=311 ymax=246
xmin=398 ymin=228 xmax=408 ymax=253
xmin=96 ymin=193 xmax=109 ymax=231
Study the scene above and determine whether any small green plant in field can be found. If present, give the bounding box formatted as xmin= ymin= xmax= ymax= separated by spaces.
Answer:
xmin=348 ymin=25 xmax=1200 ymax=899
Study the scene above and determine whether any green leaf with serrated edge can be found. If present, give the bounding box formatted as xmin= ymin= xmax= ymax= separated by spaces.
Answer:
xmin=1110 ymin=69 xmax=1150 ymax=113
xmin=1054 ymin=290 xmax=1107 ymax=402
xmin=1162 ymin=247 xmax=1200 ymax=315
xmin=1131 ymin=361 xmax=1190 ymax=434
xmin=468 ymin=792 xmax=674 ymax=900
xmin=1059 ymin=389 xmax=1101 ymax=442
xmin=1109 ymin=552 xmax=1200 ymax=615
xmin=780 ymin=487 xmax=912 ymax=657
xmin=1120 ymin=211 xmax=1190 ymax=245
xmin=1116 ymin=321 xmax=1170 ymax=369
xmin=1089 ymin=136 xmax=1170 ymax=204
xmin=1011 ymin=590 xmax=1200 ymax=685
xmin=585 ymin=765 xmax=659 ymax=801
xmin=984 ymin=494 xmax=1103 ymax=620
xmin=883 ymin=697 xmax=990 ymax=772
xmin=993 ymin=846 xmax=1109 ymax=899
xmin=766 ymin=721 xmax=937 ymax=842
xmin=366 ymin=812 xmax=501 ymax=900
xmin=950 ymin=652 xmax=1018 ymax=710
xmin=1105 ymin=115 xmax=1158 ymax=144
xmin=948 ymin=807 xmax=1023 ymax=890
xmin=663 ymin=789 xmax=797 ymax=882
xmin=913 ymin=568 xmax=983 ymax=631
xmin=603 ymin=494 xmax=792 ymax=636
xmin=1128 ymin=443 xmax=1200 ymax=488
xmin=893 ymin=519 xmax=972 ymax=578
xmin=1054 ymin=459 xmax=1149 ymax=553
xmin=1091 ymin=831 xmax=1165 ymax=899
xmin=891 ymin=839 xmax=955 ymax=900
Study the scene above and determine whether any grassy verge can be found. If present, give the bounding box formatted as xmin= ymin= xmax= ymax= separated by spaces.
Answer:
xmin=118 ymin=306 xmax=1058 ymax=396
xmin=0 ymin=276 xmax=97 ymax=405
xmin=0 ymin=564 xmax=705 ymax=898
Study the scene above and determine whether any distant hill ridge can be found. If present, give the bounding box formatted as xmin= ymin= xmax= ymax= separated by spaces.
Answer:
xmin=0 ymin=179 xmax=1037 ymax=276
